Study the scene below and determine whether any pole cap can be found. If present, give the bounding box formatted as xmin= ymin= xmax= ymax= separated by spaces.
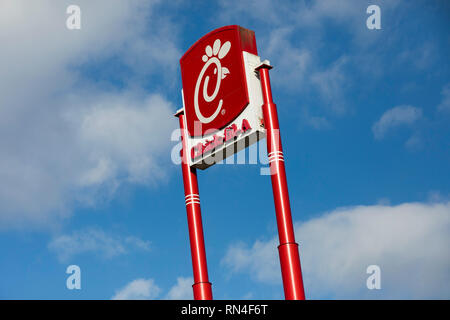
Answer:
xmin=255 ymin=59 xmax=273 ymax=71
xmin=174 ymin=107 xmax=184 ymax=117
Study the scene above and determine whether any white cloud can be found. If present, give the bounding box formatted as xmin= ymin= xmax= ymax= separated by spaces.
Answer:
xmin=218 ymin=0 xmax=372 ymax=29
xmin=222 ymin=238 xmax=279 ymax=284
xmin=263 ymin=27 xmax=312 ymax=89
xmin=69 ymin=92 xmax=174 ymax=187
xmin=372 ymin=105 xmax=423 ymax=140
xmin=165 ymin=277 xmax=194 ymax=300
xmin=0 ymin=1 xmax=179 ymax=229
xmin=399 ymin=43 xmax=437 ymax=70
xmin=112 ymin=278 xmax=161 ymax=300
xmin=428 ymin=191 xmax=450 ymax=204
xmin=404 ymin=132 xmax=423 ymax=150
xmin=311 ymin=56 xmax=349 ymax=115
xmin=112 ymin=276 xmax=193 ymax=300
xmin=300 ymin=108 xmax=332 ymax=130
xmin=222 ymin=201 xmax=450 ymax=299
xmin=217 ymin=0 xmax=403 ymax=120
xmin=48 ymin=227 xmax=151 ymax=262
xmin=437 ymin=83 xmax=450 ymax=113
xmin=305 ymin=115 xmax=331 ymax=130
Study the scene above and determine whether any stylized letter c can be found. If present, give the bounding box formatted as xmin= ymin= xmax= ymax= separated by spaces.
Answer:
xmin=194 ymin=57 xmax=223 ymax=124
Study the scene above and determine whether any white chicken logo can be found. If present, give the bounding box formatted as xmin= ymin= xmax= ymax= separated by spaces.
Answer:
xmin=194 ymin=39 xmax=231 ymax=124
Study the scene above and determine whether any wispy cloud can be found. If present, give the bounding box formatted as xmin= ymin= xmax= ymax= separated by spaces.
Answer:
xmin=222 ymin=201 xmax=450 ymax=299
xmin=301 ymin=108 xmax=332 ymax=130
xmin=0 ymin=1 xmax=179 ymax=229
xmin=165 ymin=277 xmax=194 ymax=300
xmin=112 ymin=276 xmax=193 ymax=300
xmin=217 ymin=0 xmax=408 ymax=125
xmin=48 ymin=227 xmax=151 ymax=262
xmin=263 ymin=27 xmax=312 ymax=89
xmin=437 ymin=83 xmax=450 ymax=113
xmin=311 ymin=56 xmax=350 ymax=115
xmin=372 ymin=105 xmax=422 ymax=140
xmin=398 ymin=42 xmax=437 ymax=70
xmin=404 ymin=132 xmax=423 ymax=151
xmin=112 ymin=278 xmax=161 ymax=300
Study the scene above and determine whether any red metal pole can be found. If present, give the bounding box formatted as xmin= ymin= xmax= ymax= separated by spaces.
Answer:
xmin=175 ymin=110 xmax=213 ymax=300
xmin=256 ymin=62 xmax=306 ymax=300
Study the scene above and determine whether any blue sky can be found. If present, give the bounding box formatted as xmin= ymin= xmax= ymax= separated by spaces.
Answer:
xmin=0 ymin=0 xmax=449 ymax=300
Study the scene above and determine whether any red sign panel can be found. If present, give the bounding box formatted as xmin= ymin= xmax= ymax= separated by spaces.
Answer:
xmin=180 ymin=25 xmax=258 ymax=137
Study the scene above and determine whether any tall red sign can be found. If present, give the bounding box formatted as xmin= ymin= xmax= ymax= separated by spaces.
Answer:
xmin=176 ymin=25 xmax=305 ymax=300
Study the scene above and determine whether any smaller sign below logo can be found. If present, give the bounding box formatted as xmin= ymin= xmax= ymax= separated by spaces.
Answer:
xmin=191 ymin=118 xmax=252 ymax=160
